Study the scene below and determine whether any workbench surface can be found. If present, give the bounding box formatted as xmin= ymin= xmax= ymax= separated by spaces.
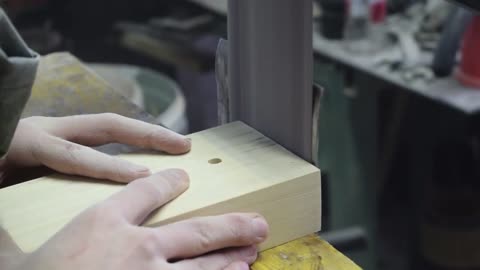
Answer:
xmin=253 ymin=234 xmax=360 ymax=270
xmin=24 ymin=52 xmax=360 ymax=270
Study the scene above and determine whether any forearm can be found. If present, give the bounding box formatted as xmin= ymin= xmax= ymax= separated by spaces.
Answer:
xmin=0 ymin=8 xmax=39 ymax=159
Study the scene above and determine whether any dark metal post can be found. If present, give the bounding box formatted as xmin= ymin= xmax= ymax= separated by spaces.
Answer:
xmin=228 ymin=0 xmax=313 ymax=161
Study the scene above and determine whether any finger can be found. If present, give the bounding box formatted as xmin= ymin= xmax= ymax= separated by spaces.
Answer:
xmin=105 ymin=169 xmax=189 ymax=224
xmin=43 ymin=114 xmax=191 ymax=154
xmin=32 ymin=135 xmax=152 ymax=183
xmin=157 ymin=213 xmax=268 ymax=259
xmin=224 ymin=261 xmax=251 ymax=270
xmin=174 ymin=246 xmax=256 ymax=270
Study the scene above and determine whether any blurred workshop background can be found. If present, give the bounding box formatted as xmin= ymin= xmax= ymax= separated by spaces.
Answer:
xmin=3 ymin=0 xmax=480 ymax=269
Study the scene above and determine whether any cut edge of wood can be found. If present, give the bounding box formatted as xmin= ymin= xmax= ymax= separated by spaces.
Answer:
xmin=147 ymin=170 xmax=322 ymax=251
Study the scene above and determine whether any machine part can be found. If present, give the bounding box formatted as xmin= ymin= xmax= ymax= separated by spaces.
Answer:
xmin=312 ymin=83 xmax=324 ymax=167
xmin=228 ymin=0 xmax=313 ymax=161
xmin=320 ymin=227 xmax=368 ymax=253
xmin=432 ymin=7 xmax=473 ymax=77
xmin=215 ymin=38 xmax=229 ymax=125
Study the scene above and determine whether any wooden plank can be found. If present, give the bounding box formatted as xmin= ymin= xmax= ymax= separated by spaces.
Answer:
xmin=0 ymin=121 xmax=321 ymax=253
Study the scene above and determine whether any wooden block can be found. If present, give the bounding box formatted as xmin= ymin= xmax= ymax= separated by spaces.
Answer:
xmin=0 ymin=122 xmax=321 ymax=252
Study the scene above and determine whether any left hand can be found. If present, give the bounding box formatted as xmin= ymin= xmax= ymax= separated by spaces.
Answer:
xmin=1 ymin=113 xmax=191 ymax=183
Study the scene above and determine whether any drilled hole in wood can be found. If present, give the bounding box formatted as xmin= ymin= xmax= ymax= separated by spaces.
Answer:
xmin=208 ymin=158 xmax=222 ymax=164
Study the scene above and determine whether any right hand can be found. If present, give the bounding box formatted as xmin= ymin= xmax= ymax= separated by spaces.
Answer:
xmin=8 ymin=169 xmax=269 ymax=270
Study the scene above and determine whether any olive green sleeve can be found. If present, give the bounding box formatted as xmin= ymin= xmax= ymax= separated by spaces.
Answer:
xmin=0 ymin=8 xmax=39 ymax=158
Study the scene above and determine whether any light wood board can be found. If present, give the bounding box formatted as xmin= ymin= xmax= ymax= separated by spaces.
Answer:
xmin=0 ymin=122 xmax=321 ymax=252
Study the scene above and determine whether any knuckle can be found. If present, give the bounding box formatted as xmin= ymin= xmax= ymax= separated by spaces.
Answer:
xmin=196 ymin=223 xmax=214 ymax=251
xmin=21 ymin=116 xmax=53 ymax=131
xmin=30 ymin=133 xmax=47 ymax=157
xmin=63 ymin=141 xmax=83 ymax=152
xmin=110 ymin=157 xmax=130 ymax=181
xmin=129 ymin=179 xmax=164 ymax=206
xmin=138 ymin=231 xmax=161 ymax=260
xmin=222 ymin=253 xmax=235 ymax=265
xmin=100 ymin=112 xmax=121 ymax=122
xmin=159 ymin=173 xmax=185 ymax=198
xmin=142 ymin=128 xmax=162 ymax=148
xmin=100 ymin=113 xmax=123 ymax=129
xmin=226 ymin=214 xmax=251 ymax=243
xmin=82 ymin=203 xmax=121 ymax=229
xmin=160 ymin=169 xmax=189 ymax=192
xmin=227 ymin=214 xmax=250 ymax=228
xmin=90 ymin=203 xmax=117 ymax=220
xmin=61 ymin=142 xmax=84 ymax=173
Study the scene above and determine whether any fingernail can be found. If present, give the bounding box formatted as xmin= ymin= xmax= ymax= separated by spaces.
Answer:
xmin=134 ymin=166 xmax=151 ymax=177
xmin=252 ymin=217 xmax=269 ymax=242
xmin=164 ymin=168 xmax=189 ymax=179
xmin=162 ymin=169 xmax=190 ymax=189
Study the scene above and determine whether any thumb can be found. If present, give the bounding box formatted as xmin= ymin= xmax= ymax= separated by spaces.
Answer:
xmin=105 ymin=169 xmax=189 ymax=225
xmin=225 ymin=261 xmax=250 ymax=270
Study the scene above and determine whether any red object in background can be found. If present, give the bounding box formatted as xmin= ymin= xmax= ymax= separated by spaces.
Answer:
xmin=457 ymin=16 xmax=480 ymax=89
xmin=370 ymin=0 xmax=387 ymax=24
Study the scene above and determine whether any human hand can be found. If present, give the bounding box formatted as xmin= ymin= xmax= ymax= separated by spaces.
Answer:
xmin=9 ymin=169 xmax=268 ymax=270
xmin=1 ymin=114 xmax=191 ymax=183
